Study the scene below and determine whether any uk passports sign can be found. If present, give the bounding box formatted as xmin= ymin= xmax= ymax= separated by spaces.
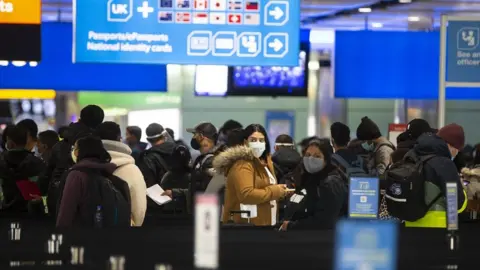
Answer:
xmin=73 ymin=0 xmax=301 ymax=66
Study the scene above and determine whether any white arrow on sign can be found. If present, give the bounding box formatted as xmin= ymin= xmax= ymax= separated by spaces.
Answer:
xmin=268 ymin=38 xmax=284 ymax=52
xmin=269 ymin=6 xmax=284 ymax=20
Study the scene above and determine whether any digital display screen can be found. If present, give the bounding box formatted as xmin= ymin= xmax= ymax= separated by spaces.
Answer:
xmin=232 ymin=50 xmax=306 ymax=88
xmin=0 ymin=0 xmax=41 ymax=61
xmin=227 ymin=43 xmax=309 ymax=96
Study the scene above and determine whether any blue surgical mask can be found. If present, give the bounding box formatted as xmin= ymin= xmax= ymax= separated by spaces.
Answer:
xmin=303 ymin=156 xmax=325 ymax=174
xmin=361 ymin=142 xmax=375 ymax=152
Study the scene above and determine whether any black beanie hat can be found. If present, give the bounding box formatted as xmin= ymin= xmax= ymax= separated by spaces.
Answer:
xmin=407 ymin=119 xmax=433 ymax=140
xmin=80 ymin=105 xmax=105 ymax=129
xmin=356 ymin=117 xmax=381 ymax=141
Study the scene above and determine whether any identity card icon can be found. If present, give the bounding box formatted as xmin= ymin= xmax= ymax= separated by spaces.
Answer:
xmin=458 ymin=27 xmax=480 ymax=50
xmin=264 ymin=33 xmax=288 ymax=58
xmin=188 ymin=31 xmax=213 ymax=56
xmin=212 ymin=32 xmax=237 ymax=56
xmin=108 ymin=0 xmax=133 ymax=22
xmin=237 ymin=32 xmax=261 ymax=57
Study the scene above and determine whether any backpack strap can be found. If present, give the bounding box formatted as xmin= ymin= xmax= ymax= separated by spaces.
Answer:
xmin=332 ymin=153 xmax=352 ymax=170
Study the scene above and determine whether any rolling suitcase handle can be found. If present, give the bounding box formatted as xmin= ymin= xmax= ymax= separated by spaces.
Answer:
xmin=229 ymin=210 xmax=251 ymax=224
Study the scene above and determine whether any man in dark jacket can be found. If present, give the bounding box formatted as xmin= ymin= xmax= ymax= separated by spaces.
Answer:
xmin=391 ymin=119 xmax=434 ymax=164
xmin=125 ymin=126 xmax=148 ymax=161
xmin=136 ymin=123 xmax=176 ymax=188
xmin=272 ymin=134 xmax=301 ymax=185
xmin=404 ymin=124 xmax=467 ymax=228
xmin=330 ymin=122 xmax=359 ymax=168
xmin=45 ymin=105 xmax=104 ymax=215
xmin=0 ymin=125 xmax=46 ymax=217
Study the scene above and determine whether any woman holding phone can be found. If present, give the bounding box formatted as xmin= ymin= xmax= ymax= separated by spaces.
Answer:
xmin=213 ymin=124 xmax=288 ymax=226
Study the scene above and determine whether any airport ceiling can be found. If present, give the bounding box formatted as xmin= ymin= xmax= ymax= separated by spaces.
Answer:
xmin=42 ymin=0 xmax=480 ymax=30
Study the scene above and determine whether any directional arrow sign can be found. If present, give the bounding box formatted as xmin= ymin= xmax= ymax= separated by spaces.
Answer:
xmin=269 ymin=7 xmax=284 ymax=20
xmin=268 ymin=38 xmax=284 ymax=52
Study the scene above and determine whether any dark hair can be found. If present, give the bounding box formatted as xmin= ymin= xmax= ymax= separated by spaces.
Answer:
xmin=96 ymin=121 xmax=121 ymax=141
xmin=243 ymin=124 xmax=270 ymax=159
xmin=7 ymin=124 xmax=29 ymax=147
xmin=299 ymin=136 xmax=321 ymax=155
xmin=38 ymin=130 xmax=59 ymax=149
xmin=76 ymin=136 xmax=111 ymax=163
xmin=57 ymin=126 xmax=69 ymax=139
xmin=165 ymin=128 xmax=175 ymax=140
xmin=17 ymin=119 xmax=38 ymax=140
xmin=171 ymin=145 xmax=191 ymax=172
xmin=473 ymin=144 xmax=480 ymax=166
xmin=226 ymin=128 xmax=246 ymax=148
xmin=330 ymin=122 xmax=350 ymax=147
xmin=275 ymin=134 xmax=294 ymax=144
xmin=1 ymin=124 xmax=14 ymax=151
xmin=294 ymin=139 xmax=335 ymax=186
xmin=396 ymin=131 xmax=410 ymax=144
xmin=126 ymin=126 xmax=142 ymax=141
xmin=220 ymin=120 xmax=243 ymax=134
xmin=307 ymin=139 xmax=333 ymax=164
xmin=80 ymin=105 xmax=105 ymax=129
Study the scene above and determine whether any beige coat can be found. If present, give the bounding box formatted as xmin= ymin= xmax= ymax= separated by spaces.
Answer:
xmin=213 ymin=146 xmax=285 ymax=226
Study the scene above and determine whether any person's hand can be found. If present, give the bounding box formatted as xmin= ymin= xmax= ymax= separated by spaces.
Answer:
xmin=162 ymin=190 xmax=173 ymax=198
xmin=279 ymin=221 xmax=290 ymax=231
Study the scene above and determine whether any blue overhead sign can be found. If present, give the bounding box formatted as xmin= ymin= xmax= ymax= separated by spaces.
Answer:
xmin=73 ymin=0 xmax=300 ymax=66
xmin=446 ymin=20 xmax=480 ymax=83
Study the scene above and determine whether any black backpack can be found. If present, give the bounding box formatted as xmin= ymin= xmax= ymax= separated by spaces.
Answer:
xmin=332 ymin=153 xmax=368 ymax=180
xmin=58 ymin=168 xmax=131 ymax=227
xmin=384 ymin=154 xmax=442 ymax=222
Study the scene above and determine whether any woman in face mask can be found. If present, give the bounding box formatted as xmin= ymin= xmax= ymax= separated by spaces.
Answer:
xmin=280 ymin=139 xmax=348 ymax=231
xmin=212 ymin=124 xmax=288 ymax=226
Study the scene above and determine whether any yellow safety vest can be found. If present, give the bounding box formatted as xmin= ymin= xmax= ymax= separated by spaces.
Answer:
xmin=405 ymin=190 xmax=468 ymax=228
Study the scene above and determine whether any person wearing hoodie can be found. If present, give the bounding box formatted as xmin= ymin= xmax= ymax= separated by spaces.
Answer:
xmin=96 ymin=122 xmax=147 ymax=226
xmin=125 ymin=126 xmax=148 ymax=162
xmin=391 ymin=119 xmax=434 ymax=164
xmin=280 ymin=139 xmax=348 ymax=231
xmin=0 ymin=124 xmax=47 ymax=217
xmin=356 ymin=117 xmax=395 ymax=176
xmin=45 ymin=105 xmax=104 ymax=215
xmin=160 ymin=144 xmax=192 ymax=214
xmin=404 ymin=124 xmax=467 ymax=228
xmin=213 ymin=124 xmax=287 ymax=226
xmin=272 ymin=134 xmax=301 ymax=186
xmin=56 ymin=136 xmax=117 ymax=227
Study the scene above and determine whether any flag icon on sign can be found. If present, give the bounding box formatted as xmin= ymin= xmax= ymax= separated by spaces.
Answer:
xmin=176 ymin=0 xmax=191 ymax=8
xmin=228 ymin=0 xmax=242 ymax=10
xmin=209 ymin=12 xmax=226 ymax=24
xmin=244 ymin=13 xmax=259 ymax=25
xmin=158 ymin=11 xmax=174 ymax=22
xmin=160 ymin=0 xmax=173 ymax=8
xmin=210 ymin=0 xmax=226 ymax=11
xmin=176 ymin=12 xmax=192 ymax=23
xmin=245 ymin=0 xmax=259 ymax=11
xmin=194 ymin=0 xmax=208 ymax=10
xmin=228 ymin=14 xmax=242 ymax=24
xmin=193 ymin=12 xmax=209 ymax=24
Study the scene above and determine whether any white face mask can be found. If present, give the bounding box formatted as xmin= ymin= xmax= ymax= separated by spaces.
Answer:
xmin=71 ymin=151 xmax=77 ymax=163
xmin=248 ymin=141 xmax=266 ymax=158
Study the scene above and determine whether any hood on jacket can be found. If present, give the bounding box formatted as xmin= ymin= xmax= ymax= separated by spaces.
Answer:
xmin=148 ymin=141 xmax=176 ymax=156
xmin=374 ymin=137 xmax=395 ymax=151
xmin=64 ymin=122 xmax=93 ymax=144
xmin=213 ymin=145 xmax=256 ymax=175
xmin=409 ymin=133 xmax=451 ymax=159
xmin=71 ymin=158 xmax=117 ymax=175
xmin=462 ymin=166 xmax=480 ymax=182
xmin=272 ymin=148 xmax=301 ymax=170
xmin=102 ymin=140 xmax=135 ymax=168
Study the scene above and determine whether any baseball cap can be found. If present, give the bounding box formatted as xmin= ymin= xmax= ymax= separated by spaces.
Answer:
xmin=146 ymin=123 xmax=165 ymax=139
xmin=186 ymin=122 xmax=218 ymax=140
xmin=407 ymin=119 xmax=434 ymax=140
